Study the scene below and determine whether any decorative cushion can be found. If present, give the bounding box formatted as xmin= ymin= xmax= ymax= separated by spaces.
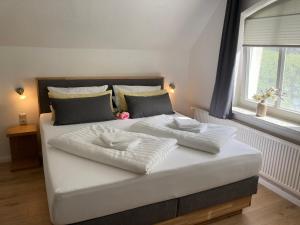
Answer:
xmin=50 ymin=94 xmax=115 ymax=125
xmin=48 ymin=90 xmax=113 ymax=111
xmin=125 ymin=93 xmax=174 ymax=118
xmin=47 ymin=85 xmax=108 ymax=94
xmin=112 ymin=85 xmax=161 ymax=109
xmin=118 ymin=89 xmax=167 ymax=112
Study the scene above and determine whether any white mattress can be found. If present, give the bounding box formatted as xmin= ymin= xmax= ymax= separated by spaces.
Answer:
xmin=40 ymin=113 xmax=262 ymax=225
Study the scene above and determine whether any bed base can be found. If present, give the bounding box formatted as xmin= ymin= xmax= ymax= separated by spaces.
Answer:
xmin=155 ymin=196 xmax=251 ymax=225
xmin=72 ymin=176 xmax=258 ymax=225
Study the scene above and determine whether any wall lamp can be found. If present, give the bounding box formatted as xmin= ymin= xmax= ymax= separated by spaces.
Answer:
xmin=15 ymin=87 xmax=26 ymax=100
xmin=169 ymin=82 xmax=176 ymax=93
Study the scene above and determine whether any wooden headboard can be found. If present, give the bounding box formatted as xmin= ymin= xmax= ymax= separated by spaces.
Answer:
xmin=36 ymin=75 xmax=164 ymax=114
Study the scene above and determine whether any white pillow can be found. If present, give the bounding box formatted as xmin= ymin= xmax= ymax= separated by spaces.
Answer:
xmin=113 ymin=85 xmax=161 ymax=109
xmin=47 ymin=85 xmax=108 ymax=94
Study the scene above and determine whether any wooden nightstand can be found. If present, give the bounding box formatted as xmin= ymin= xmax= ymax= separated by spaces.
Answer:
xmin=6 ymin=124 xmax=40 ymax=171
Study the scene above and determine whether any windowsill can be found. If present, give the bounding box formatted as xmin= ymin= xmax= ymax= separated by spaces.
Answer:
xmin=232 ymin=106 xmax=300 ymax=145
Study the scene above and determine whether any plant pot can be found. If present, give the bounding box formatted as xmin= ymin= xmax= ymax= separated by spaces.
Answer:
xmin=256 ymin=101 xmax=267 ymax=117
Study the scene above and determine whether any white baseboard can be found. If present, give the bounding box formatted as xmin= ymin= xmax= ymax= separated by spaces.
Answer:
xmin=0 ymin=155 xmax=11 ymax=163
xmin=259 ymin=177 xmax=300 ymax=207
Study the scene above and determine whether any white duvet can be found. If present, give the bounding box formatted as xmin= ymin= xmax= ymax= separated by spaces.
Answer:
xmin=130 ymin=115 xmax=237 ymax=154
xmin=48 ymin=124 xmax=177 ymax=174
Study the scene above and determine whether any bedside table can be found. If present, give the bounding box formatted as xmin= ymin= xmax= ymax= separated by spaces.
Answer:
xmin=6 ymin=124 xmax=40 ymax=171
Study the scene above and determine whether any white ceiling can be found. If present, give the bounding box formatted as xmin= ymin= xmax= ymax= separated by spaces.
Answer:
xmin=0 ymin=0 xmax=222 ymax=50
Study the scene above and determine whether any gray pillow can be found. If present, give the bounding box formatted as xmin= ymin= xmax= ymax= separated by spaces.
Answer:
xmin=50 ymin=95 xmax=115 ymax=125
xmin=125 ymin=93 xmax=174 ymax=118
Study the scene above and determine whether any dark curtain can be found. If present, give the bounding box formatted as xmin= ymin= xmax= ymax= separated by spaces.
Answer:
xmin=209 ymin=0 xmax=241 ymax=119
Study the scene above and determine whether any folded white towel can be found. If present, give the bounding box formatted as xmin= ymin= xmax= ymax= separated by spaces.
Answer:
xmin=171 ymin=117 xmax=207 ymax=133
xmin=48 ymin=125 xmax=177 ymax=174
xmin=169 ymin=124 xmax=208 ymax=133
xmin=130 ymin=115 xmax=237 ymax=154
xmin=94 ymin=132 xmax=140 ymax=151
xmin=173 ymin=117 xmax=201 ymax=129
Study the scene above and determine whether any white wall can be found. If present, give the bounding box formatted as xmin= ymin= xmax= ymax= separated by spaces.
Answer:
xmin=0 ymin=47 xmax=190 ymax=161
xmin=187 ymin=0 xmax=227 ymax=111
xmin=241 ymin=0 xmax=263 ymax=11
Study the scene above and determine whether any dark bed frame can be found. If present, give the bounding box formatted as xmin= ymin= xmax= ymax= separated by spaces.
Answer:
xmin=36 ymin=75 xmax=259 ymax=225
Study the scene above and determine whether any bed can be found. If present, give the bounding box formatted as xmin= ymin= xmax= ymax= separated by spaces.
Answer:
xmin=37 ymin=76 xmax=262 ymax=225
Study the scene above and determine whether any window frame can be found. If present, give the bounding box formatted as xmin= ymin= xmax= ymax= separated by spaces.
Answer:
xmin=238 ymin=46 xmax=300 ymax=124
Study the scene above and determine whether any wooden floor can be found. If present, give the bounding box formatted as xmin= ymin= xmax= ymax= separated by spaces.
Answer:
xmin=0 ymin=163 xmax=299 ymax=225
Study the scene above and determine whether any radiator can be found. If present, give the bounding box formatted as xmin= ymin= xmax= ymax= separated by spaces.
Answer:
xmin=193 ymin=108 xmax=300 ymax=198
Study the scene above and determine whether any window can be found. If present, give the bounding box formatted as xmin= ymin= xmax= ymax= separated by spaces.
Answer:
xmin=281 ymin=48 xmax=300 ymax=112
xmin=241 ymin=46 xmax=300 ymax=122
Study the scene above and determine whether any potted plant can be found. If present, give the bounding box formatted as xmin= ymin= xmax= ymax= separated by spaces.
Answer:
xmin=253 ymin=87 xmax=283 ymax=117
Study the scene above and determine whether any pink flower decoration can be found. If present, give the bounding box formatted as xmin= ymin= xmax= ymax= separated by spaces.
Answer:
xmin=116 ymin=112 xmax=130 ymax=120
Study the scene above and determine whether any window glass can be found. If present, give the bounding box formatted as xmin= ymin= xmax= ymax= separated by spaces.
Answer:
xmin=281 ymin=48 xmax=300 ymax=112
xmin=247 ymin=47 xmax=279 ymax=104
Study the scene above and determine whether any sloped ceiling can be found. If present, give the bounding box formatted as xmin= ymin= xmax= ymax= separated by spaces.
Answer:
xmin=0 ymin=0 xmax=222 ymax=50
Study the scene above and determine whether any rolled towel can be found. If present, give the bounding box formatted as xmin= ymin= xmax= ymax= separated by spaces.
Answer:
xmin=172 ymin=117 xmax=207 ymax=133
xmin=93 ymin=132 xmax=140 ymax=151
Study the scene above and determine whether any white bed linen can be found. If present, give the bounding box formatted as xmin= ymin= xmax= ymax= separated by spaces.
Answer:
xmin=40 ymin=113 xmax=262 ymax=225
